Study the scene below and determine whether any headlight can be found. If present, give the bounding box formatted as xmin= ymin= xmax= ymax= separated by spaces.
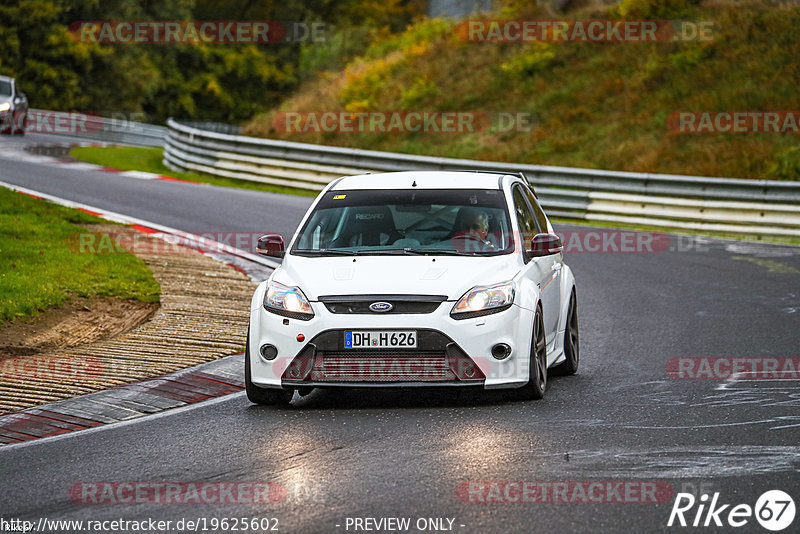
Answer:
xmin=263 ymin=280 xmax=314 ymax=320
xmin=451 ymin=280 xmax=515 ymax=319
xmin=0 ymin=102 xmax=10 ymax=112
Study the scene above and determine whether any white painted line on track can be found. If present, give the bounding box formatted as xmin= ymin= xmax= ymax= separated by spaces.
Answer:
xmin=117 ymin=170 xmax=161 ymax=180
xmin=61 ymin=162 xmax=109 ymax=171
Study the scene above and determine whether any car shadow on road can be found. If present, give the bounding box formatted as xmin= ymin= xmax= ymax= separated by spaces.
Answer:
xmin=247 ymin=375 xmax=575 ymax=411
xmin=291 ymin=387 xmax=511 ymax=410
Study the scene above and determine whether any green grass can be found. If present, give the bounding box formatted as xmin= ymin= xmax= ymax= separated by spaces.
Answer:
xmin=0 ymin=187 xmax=160 ymax=326
xmin=70 ymin=146 xmax=318 ymax=197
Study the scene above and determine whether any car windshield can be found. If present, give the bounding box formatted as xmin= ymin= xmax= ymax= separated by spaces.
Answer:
xmin=292 ymin=189 xmax=514 ymax=256
xmin=0 ymin=81 xmax=11 ymax=96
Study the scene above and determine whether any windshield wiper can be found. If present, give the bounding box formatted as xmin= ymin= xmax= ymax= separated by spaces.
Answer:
xmin=401 ymin=249 xmax=482 ymax=256
xmin=367 ymin=248 xmax=432 ymax=255
xmin=294 ymin=248 xmax=483 ymax=257
xmin=354 ymin=248 xmax=465 ymax=256
xmin=294 ymin=249 xmax=359 ymax=256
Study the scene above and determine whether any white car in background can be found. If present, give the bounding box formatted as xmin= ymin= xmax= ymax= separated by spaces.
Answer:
xmin=0 ymin=76 xmax=28 ymax=135
xmin=246 ymin=171 xmax=579 ymax=404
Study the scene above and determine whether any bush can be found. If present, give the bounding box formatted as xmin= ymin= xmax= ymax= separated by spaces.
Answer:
xmin=400 ymin=76 xmax=438 ymax=108
xmin=615 ymin=0 xmax=699 ymax=19
xmin=500 ymin=42 xmax=556 ymax=77
xmin=767 ymin=146 xmax=800 ymax=181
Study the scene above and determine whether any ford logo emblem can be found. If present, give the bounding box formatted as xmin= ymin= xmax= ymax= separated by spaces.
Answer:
xmin=369 ymin=301 xmax=393 ymax=313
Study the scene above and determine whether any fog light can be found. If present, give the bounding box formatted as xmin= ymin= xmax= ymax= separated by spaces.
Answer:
xmin=491 ymin=343 xmax=511 ymax=360
xmin=260 ymin=344 xmax=278 ymax=361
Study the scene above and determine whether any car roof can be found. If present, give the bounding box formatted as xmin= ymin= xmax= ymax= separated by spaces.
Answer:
xmin=0 ymin=76 xmax=13 ymax=83
xmin=330 ymin=171 xmax=522 ymax=191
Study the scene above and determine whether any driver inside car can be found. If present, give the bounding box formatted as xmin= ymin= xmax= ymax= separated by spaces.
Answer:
xmin=456 ymin=208 xmax=496 ymax=251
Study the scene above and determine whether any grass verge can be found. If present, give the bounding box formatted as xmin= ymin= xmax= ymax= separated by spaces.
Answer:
xmin=243 ymin=1 xmax=800 ymax=182
xmin=0 ymin=187 xmax=160 ymax=326
xmin=70 ymin=146 xmax=318 ymax=197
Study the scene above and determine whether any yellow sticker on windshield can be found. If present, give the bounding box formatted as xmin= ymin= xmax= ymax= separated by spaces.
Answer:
xmin=333 ymin=194 xmax=346 ymax=199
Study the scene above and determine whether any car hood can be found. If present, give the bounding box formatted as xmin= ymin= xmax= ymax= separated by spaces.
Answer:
xmin=275 ymin=254 xmax=520 ymax=301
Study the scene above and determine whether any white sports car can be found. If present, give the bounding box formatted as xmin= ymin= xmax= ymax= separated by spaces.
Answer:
xmin=246 ymin=171 xmax=579 ymax=404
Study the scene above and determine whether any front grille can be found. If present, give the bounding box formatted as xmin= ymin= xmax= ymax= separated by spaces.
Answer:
xmin=282 ymin=353 xmax=483 ymax=383
xmin=280 ymin=333 xmax=485 ymax=384
xmin=310 ymin=353 xmax=457 ymax=382
xmin=323 ymin=301 xmax=443 ymax=314
xmin=318 ymin=294 xmax=447 ymax=315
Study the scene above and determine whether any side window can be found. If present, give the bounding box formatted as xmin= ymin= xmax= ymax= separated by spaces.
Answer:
xmin=512 ymin=186 xmax=537 ymax=252
xmin=522 ymin=186 xmax=548 ymax=233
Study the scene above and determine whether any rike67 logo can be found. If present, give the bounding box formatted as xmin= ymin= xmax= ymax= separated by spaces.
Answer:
xmin=668 ymin=490 xmax=795 ymax=531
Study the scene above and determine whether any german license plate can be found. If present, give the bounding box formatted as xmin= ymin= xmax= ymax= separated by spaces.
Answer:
xmin=344 ymin=330 xmax=417 ymax=349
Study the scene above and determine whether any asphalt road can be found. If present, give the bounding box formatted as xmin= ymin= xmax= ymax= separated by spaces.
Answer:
xmin=1 ymin=133 xmax=799 ymax=533
xmin=0 ymin=133 xmax=313 ymax=238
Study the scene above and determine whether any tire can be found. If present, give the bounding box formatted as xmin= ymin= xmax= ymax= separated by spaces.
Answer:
xmin=516 ymin=304 xmax=547 ymax=400
xmin=553 ymin=289 xmax=579 ymax=376
xmin=245 ymin=327 xmax=293 ymax=406
xmin=10 ymin=113 xmax=24 ymax=135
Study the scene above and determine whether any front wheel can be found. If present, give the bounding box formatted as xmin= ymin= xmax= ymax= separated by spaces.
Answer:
xmin=245 ymin=327 xmax=293 ymax=406
xmin=553 ymin=289 xmax=579 ymax=376
xmin=11 ymin=113 xmax=26 ymax=135
xmin=516 ymin=305 xmax=547 ymax=400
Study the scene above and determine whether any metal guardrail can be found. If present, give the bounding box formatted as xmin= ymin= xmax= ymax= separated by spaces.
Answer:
xmin=26 ymin=109 xmax=166 ymax=147
xmin=176 ymin=121 xmax=242 ymax=136
xmin=164 ymin=118 xmax=800 ymax=238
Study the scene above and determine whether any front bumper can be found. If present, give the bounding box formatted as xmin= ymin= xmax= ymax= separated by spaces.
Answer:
xmin=248 ymin=297 xmax=535 ymax=389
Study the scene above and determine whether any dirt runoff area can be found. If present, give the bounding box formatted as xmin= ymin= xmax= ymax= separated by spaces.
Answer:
xmin=0 ymin=297 xmax=158 ymax=357
xmin=0 ymin=226 xmax=258 ymax=414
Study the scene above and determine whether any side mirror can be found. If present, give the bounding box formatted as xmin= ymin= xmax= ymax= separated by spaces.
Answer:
xmin=257 ymin=233 xmax=285 ymax=258
xmin=530 ymin=233 xmax=563 ymax=257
